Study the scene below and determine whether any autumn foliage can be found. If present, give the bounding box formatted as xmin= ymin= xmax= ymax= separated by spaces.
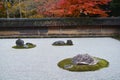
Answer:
xmin=37 ymin=0 xmax=111 ymax=17
xmin=0 ymin=1 xmax=6 ymax=17
xmin=0 ymin=0 xmax=113 ymax=18
xmin=0 ymin=1 xmax=3 ymax=10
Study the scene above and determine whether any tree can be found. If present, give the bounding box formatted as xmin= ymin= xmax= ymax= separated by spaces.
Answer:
xmin=0 ymin=0 xmax=37 ymax=18
xmin=0 ymin=0 xmax=6 ymax=17
xmin=36 ymin=0 xmax=58 ymax=17
xmin=110 ymin=0 xmax=120 ymax=16
xmin=1 ymin=0 xmax=18 ymax=18
xmin=37 ymin=0 xmax=111 ymax=17
xmin=0 ymin=1 xmax=2 ymax=9
xmin=7 ymin=0 xmax=37 ymax=18
xmin=0 ymin=1 xmax=3 ymax=17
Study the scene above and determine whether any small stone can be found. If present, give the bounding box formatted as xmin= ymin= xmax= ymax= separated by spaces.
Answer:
xmin=64 ymin=64 xmax=73 ymax=69
xmin=66 ymin=40 xmax=73 ymax=45
xmin=24 ymin=44 xmax=28 ymax=48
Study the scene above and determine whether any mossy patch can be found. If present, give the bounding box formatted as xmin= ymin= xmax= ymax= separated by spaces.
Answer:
xmin=52 ymin=44 xmax=73 ymax=46
xmin=12 ymin=44 xmax=36 ymax=49
xmin=112 ymin=34 xmax=120 ymax=41
xmin=58 ymin=57 xmax=109 ymax=72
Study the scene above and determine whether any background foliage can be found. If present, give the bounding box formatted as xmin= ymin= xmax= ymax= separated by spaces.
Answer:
xmin=0 ymin=0 xmax=120 ymax=18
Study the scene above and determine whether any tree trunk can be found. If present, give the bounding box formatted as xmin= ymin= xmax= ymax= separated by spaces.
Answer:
xmin=4 ymin=0 xmax=9 ymax=18
xmin=18 ymin=0 xmax=22 ymax=18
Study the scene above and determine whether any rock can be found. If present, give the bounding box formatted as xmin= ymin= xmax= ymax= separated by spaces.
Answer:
xmin=24 ymin=44 xmax=28 ymax=48
xmin=52 ymin=41 xmax=66 ymax=45
xmin=16 ymin=38 xmax=24 ymax=46
xmin=72 ymin=54 xmax=98 ymax=65
xmin=26 ymin=42 xmax=33 ymax=45
xmin=64 ymin=64 xmax=73 ymax=69
xmin=66 ymin=40 xmax=73 ymax=45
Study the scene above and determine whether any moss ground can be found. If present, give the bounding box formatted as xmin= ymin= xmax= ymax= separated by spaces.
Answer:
xmin=12 ymin=44 xmax=36 ymax=49
xmin=52 ymin=44 xmax=73 ymax=46
xmin=112 ymin=34 xmax=120 ymax=41
xmin=58 ymin=57 xmax=109 ymax=72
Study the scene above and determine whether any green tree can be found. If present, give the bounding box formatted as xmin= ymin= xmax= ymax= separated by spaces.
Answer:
xmin=110 ymin=0 xmax=120 ymax=16
xmin=9 ymin=0 xmax=37 ymax=18
xmin=0 ymin=0 xmax=37 ymax=18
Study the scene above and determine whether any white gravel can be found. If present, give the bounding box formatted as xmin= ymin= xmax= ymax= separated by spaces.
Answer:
xmin=0 ymin=38 xmax=120 ymax=80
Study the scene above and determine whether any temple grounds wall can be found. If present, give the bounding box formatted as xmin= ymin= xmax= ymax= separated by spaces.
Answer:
xmin=0 ymin=17 xmax=120 ymax=37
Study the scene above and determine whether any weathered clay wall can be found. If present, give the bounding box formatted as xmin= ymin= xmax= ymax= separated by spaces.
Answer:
xmin=0 ymin=25 xmax=119 ymax=37
xmin=0 ymin=18 xmax=120 ymax=37
xmin=48 ymin=26 xmax=120 ymax=36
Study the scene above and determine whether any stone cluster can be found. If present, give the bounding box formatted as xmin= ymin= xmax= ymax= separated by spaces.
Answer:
xmin=16 ymin=38 xmax=34 ymax=48
xmin=72 ymin=54 xmax=99 ymax=65
xmin=52 ymin=40 xmax=73 ymax=45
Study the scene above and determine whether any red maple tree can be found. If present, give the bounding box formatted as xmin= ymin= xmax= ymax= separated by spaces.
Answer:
xmin=0 ymin=1 xmax=5 ymax=17
xmin=0 ymin=1 xmax=3 ymax=9
xmin=37 ymin=0 xmax=111 ymax=17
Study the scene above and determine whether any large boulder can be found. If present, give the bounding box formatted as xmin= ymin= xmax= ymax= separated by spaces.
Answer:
xmin=16 ymin=38 xmax=24 ymax=46
xmin=66 ymin=40 xmax=73 ymax=45
xmin=72 ymin=54 xmax=98 ymax=65
xmin=52 ymin=41 xmax=66 ymax=45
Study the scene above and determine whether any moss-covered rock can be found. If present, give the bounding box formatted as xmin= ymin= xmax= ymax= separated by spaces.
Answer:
xmin=58 ymin=57 xmax=109 ymax=72
xmin=52 ymin=40 xmax=73 ymax=46
xmin=13 ymin=39 xmax=36 ymax=49
xmin=52 ymin=41 xmax=66 ymax=46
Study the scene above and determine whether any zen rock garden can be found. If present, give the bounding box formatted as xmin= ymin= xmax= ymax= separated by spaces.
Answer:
xmin=12 ymin=39 xmax=109 ymax=72
xmin=12 ymin=38 xmax=36 ymax=49
xmin=52 ymin=40 xmax=73 ymax=46
xmin=58 ymin=54 xmax=109 ymax=72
